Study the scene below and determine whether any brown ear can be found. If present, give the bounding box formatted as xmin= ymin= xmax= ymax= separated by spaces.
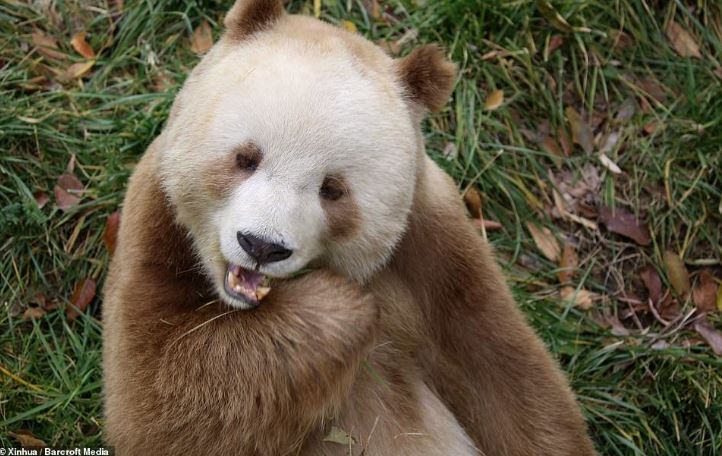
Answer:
xmin=396 ymin=44 xmax=457 ymax=113
xmin=224 ymin=0 xmax=284 ymax=41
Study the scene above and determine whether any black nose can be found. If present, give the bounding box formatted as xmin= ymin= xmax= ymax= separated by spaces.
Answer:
xmin=236 ymin=232 xmax=293 ymax=264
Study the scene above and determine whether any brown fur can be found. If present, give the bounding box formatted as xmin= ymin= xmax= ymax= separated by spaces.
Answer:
xmin=380 ymin=158 xmax=597 ymax=455
xmin=103 ymin=2 xmax=596 ymax=454
xmin=396 ymin=44 xmax=457 ymax=112
xmin=322 ymin=183 xmax=361 ymax=240
xmin=224 ymin=0 xmax=285 ymax=41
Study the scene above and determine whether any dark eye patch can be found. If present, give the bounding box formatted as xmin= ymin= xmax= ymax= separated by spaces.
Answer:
xmin=235 ymin=142 xmax=262 ymax=172
xmin=320 ymin=176 xmax=346 ymax=201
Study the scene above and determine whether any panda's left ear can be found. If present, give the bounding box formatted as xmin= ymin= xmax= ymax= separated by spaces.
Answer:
xmin=396 ymin=44 xmax=457 ymax=113
xmin=224 ymin=0 xmax=285 ymax=41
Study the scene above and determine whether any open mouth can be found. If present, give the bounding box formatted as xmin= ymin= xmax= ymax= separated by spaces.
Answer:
xmin=223 ymin=263 xmax=272 ymax=307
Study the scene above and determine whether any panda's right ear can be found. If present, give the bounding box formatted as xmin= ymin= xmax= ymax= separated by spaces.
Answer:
xmin=224 ymin=0 xmax=285 ymax=41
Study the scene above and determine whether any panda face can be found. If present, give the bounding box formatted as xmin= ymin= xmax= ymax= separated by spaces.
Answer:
xmin=160 ymin=17 xmax=418 ymax=309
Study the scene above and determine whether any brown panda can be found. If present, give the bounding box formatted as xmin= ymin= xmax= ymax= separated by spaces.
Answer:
xmin=102 ymin=1 xmax=597 ymax=454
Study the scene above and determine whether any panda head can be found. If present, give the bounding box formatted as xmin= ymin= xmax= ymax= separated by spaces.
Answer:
xmin=159 ymin=0 xmax=456 ymax=309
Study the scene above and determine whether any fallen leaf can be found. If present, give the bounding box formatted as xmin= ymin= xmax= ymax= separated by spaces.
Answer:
xmin=598 ymin=205 xmax=651 ymax=245
xmin=363 ymin=0 xmax=382 ymax=21
xmin=190 ymin=21 xmax=213 ymax=54
xmin=67 ymin=278 xmax=96 ymax=321
xmin=693 ymin=318 xmax=722 ymax=356
xmin=557 ymin=127 xmax=573 ymax=157
xmin=57 ymin=173 xmax=83 ymax=192
xmin=33 ymin=191 xmax=49 ymax=209
xmin=341 ymin=20 xmax=357 ymax=33
xmin=615 ymin=98 xmax=636 ymax=122
xmin=548 ymin=35 xmax=564 ymax=54
xmin=9 ymin=429 xmax=46 ymax=447
xmin=70 ymin=31 xmax=95 ymax=59
xmin=565 ymin=107 xmax=594 ymax=154
xmin=560 ymin=286 xmax=596 ymax=310
xmin=484 ymin=89 xmax=504 ymax=111
xmin=599 ymin=131 xmax=621 ymax=155
xmin=324 ymin=426 xmax=356 ymax=445
xmin=54 ymin=172 xmax=83 ymax=211
xmin=539 ymin=136 xmax=563 ymax=162
xmin=599 ymin=153 xmax=622 ymax=174
xmin=54 ymin=186 xmax=80 ymax=211
xmin=665 ymin=20 xmax=702 ymax=59
xmin=606 ymin=314 xmax=630 ymax=336
xmin=22 ymin=306 xmax=46 ymax=320
xmin=463 ymin=188 xmax=482 ymax=219
xmin=61 ymin=60 xmax=95 ymax=81
xmin=557 ymin=243 xmax=578 ymax=283
xmin=527 ymin=222 xmax=560 ymax=262
xmin=31 ymin=31 xmax=65 ymax=60
xmin=640 ymin=266 xmax=662 ymax=304
xmin=442 ymin=142 xmax=458 ymax=160
xmin=103 ymin=211 xmax=121 ymax=254
xmin=643 ymin=120 xmax=658 ymax=135
xmin=663 ymin=250 xmax=690 ymax=296
xmin=693 ymin=271 xmax=719 ymax=313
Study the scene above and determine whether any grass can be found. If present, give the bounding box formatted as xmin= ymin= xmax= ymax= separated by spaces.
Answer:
xmin=1 ymin=0 xmax=721 ymax=453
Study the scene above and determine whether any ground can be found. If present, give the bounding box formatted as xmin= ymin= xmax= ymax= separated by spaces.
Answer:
xmin=1 ymin=0 xmax=721 ymax=454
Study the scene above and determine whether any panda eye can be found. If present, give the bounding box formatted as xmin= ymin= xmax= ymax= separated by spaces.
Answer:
xmin=235 ymin=143 xmax=262 ymax=172
xmin=320 ymin=176 xmax=345 ymax=201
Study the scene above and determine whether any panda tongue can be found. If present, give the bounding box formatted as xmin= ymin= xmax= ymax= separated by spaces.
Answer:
xmin=232 ymin=265 xmax=264 ymax=291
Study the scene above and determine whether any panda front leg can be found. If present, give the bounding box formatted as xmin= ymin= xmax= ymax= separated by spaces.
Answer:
xmin=103 ymin=149 xmax=380 ymax=455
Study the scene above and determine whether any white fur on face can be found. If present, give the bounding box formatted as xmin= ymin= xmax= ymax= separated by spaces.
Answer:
xmin=161 ymin=20 xmax=417 ymax=305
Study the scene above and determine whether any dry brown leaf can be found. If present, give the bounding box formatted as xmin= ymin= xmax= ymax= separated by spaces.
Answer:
xmin=103 ymin=211 xmax=121 ymax=255
xmin=599 ymin=153 xmax=622 ymax=174
xmin=565 ymin=107 xmax=594 ymax=154
xmin=33 ymin=191 xmax=49 ymax=209
xmin=693 ymin=271 xmax=718 ymax=313
xmin=560 ymin=286 xmax=596 ymax=310
xmin=484 ymin=89 xmax=504 ymax=111
xmin=54 ymin=186 xmax=80 ymax=211
xmin=557 ymin=126 xmax=572 ymax=157
xmin=61 ymin=60 xmax=95 ymax=81
xmin=557 ymin=242 xmax=579 ymax=283
xmin=557 ymin=243 xmax=578 ymax=283
xmin=663 ymin=250 xmax=690 ymax=296
xmin=190 ymin=21 xmax=213 ymax=54
xmin=54 ymin=172 xmax=83 ymax=211
xmin=598 ymin=205 xmax=651 ymax=246
xmin=665 ymin=20 xmax=702 ymax=59
xmin=31 ymin=31 xmax=65 ymax=60
xmin=71 ymin=31 xmax=96 ymax=59
xmin=640 ymin=266 xmax=662 ymax=304
xmin=67 ymin=278 xmax=96 ymax=321
xmin=22 ymin=306 xmax=47 ymax=320
xmin=548 ymin=35 xmax=564 ymax=54
xmin=643 ymin=120 xmax=659 ymax=135
xmin=540 ymin=136 xmax=564 ymax=162
xmin=693 ymin=318 xmax=722 ymax=356
xmin=10 ymin=429 xmax=46 ymax=447
xmin=527 ymin=222 xmax=560 ymax=262
xmin=463 ymin=188 xmax=482 ymax=219
xmin=363 ymin=0 xmax=382 ymax=21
